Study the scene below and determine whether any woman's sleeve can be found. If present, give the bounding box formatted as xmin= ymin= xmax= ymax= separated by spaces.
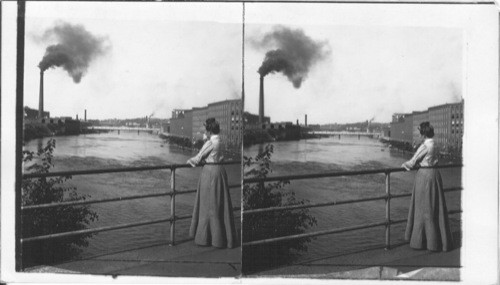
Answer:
xmin=190 ymin=140 xmax=214 ymax=165
xmin=403 ymin=144 xmax=428 ymax=169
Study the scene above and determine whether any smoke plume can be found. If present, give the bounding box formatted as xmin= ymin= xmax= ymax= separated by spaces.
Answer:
xmin=256 ymin=26 xmax=330 ymax=88
xmin=38 ymin=22 xmax=110 ymax=83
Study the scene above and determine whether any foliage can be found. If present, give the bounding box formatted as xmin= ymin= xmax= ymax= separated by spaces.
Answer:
xmin=22 ymin=139 xmax=99 ymax=266
xmin=242 ymin=144 xmax=317 ymax=273
xmin=23 ymin=123 xmax=53 ymax=141
xmin=242 ymin=129 xmax=274 ymax=146
xmin=163 ymin=135 xmax=193 ymax=149
xmin=193 ymin=139 xmax=205 ymax=150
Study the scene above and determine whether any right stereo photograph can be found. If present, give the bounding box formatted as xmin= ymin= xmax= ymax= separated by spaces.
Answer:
xmin=241 ymin=2 xmax=498 ymax=282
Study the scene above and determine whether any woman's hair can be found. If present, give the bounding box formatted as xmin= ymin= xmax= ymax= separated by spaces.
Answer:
xmin=205 ymin=118 xmax=220 ymax=134
xmin=419 ymin=121 xmax=434 ymax=138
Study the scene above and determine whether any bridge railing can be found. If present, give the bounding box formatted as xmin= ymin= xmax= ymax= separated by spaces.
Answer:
xmin=20 ymin=161 xmax=241 ymax=267
xmin=242 ymin=164 xmax=462 ymax=249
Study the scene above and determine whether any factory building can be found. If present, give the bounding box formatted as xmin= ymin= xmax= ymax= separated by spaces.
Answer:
xmin=206 ymin=99 xmax=242 ymax=148
xmin=450 ymin=101 xmax=464 ymax=151
xmin=192 ymin=107 xmax=209 ymax=141
xmin=170 ymin=109 xmax=193 ymax=140
xmin=428 ymin=100 xmax=464 ymax=152
xmin=412 ymin=110 xmax=429 ymax=145
xmin=170 ymin=99 xmax=242 ymax=150
xmin=390 ymin=100 xmax=464 ymax=152
xmin=24 ymin=106 xmax=50 ymax=122
xmin=390 ymin=113 xmax=413 ymax=143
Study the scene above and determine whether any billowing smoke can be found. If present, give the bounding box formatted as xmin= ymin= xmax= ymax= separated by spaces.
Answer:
xmin=256 ymin=26 xmax=330 ymax=88
xmin=38 ymin=22 xmax=110 ymax=83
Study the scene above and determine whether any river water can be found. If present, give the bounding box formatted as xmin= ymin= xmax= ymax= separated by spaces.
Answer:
xmin=24 ymin=133 xmax=461 ymax=265
xmin=244 ymin=136 xmax=462 ymax=262
xmin=23 ymin=131 xmax=242 ymax=261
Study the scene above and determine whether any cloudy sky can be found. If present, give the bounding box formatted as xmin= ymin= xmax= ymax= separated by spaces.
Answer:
xmin=22 ymin=2 xmax=243 ymax=120
xmin=20 ymin=3 xmax=465 ymax=124
xmin=244 ymin=4 xmax=464 ymax=124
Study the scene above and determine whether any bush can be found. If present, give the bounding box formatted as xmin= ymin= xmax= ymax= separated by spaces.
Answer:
xmin=22 ymin=139 xmax=99 ymax=267
xmin=193 ymin=139 xmax=205 ymax=150
xmin=242 ymin=144 xmax=317 ymax=274
xmin=23 ymin=123 xmax=53 ymax=141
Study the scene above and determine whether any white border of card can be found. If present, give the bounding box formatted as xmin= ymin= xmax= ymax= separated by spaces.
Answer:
xmin=2 ymin=1 xmax=499 ymax=284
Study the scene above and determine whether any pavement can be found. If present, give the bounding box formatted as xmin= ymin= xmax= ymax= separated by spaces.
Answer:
xmin=247 ymin=242 xmax=461 ymax=281
xmin=25 ymin=239 xmax=241 ymax=278
xmin=24 ymin=241 xmax=460 ymax=281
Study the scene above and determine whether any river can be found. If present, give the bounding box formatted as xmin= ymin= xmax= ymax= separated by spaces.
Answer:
xmin=244 ymin=135 xmax=462 ymax=262
xmin=23 ymin=133 xmax=461 ymax=266
xmin=23 ymin=131 xmax=242 ymax=262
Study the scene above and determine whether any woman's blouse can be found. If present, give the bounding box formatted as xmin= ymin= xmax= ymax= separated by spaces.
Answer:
xmin=403 ymin=138 xmax=439 ymax=169
xmin=190 ymin=134 xmax=223 ymax=165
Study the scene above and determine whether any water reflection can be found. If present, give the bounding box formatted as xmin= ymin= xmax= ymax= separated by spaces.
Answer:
xmin=243 ymin=136 xmax=462 ymax=272
xmin=22 ymin=132 xmax=241 ymax=265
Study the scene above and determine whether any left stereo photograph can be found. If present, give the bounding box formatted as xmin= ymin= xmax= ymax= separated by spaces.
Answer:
xmin=12 ymin=1 xmax=243 ymax=277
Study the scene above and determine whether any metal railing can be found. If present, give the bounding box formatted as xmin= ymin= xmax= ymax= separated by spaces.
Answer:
xmin=242 ymin=164 xmax=462 ymax=249
xmin=21 ymin=161 xmax=241 ymax=246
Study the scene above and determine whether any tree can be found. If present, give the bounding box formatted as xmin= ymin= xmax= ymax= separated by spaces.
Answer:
xmin=22 ymin=139 xmax=99 ymax=267
xmin=242 ymin=144 xmax=317 ymax=274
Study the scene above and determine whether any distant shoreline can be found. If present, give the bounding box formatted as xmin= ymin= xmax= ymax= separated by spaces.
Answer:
xmin=23 ymin=121 xmax=108 ymax=142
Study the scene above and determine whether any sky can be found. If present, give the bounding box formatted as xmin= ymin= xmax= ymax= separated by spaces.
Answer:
xmin=22 ymin=2 xmax=243 ymax=120
xmin=244 ymin=4 xmax=464 ymax=124
xmin=21 ymin=2 xmax=465 ymax=123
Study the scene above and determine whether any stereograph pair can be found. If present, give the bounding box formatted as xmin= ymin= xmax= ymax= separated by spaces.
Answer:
xmin=0 ymin=1 xmax=499 ymax=284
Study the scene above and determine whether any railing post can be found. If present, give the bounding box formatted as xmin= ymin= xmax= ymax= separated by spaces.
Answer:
xmin=385 ymin=172 xmax=391 ymax=250
xmin=16 ymin=1 xmax=26 ymax=271
xmin=170 ymin=168 xmax=176 ymax=246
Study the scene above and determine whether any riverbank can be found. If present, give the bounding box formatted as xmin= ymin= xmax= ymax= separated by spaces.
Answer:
xmin=379 ymin=137 xmax=462 ymax=162
xmin=243 ymin=128 xmax=328 ymax=147
xmin=159 ymin=133 xmax=241 ymax=161
xmin=24 ymin=122 xmax=109 ymax=142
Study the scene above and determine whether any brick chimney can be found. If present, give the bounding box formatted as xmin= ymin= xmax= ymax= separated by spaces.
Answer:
xmin=38 ymin=70 xmax=44 ymax=119
xmin=259 ymin=76 xmax=264 ymax=124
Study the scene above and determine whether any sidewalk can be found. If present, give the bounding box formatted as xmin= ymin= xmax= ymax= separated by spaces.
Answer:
xmin=247 ymin=243 xmax=460 ymax=281
xmin=25 ymin=240 xmax=241 ymax=278
xmin=25 ymin=241 xmax=460 ymax=280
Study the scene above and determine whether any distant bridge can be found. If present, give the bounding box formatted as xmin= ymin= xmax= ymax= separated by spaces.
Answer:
xmin=310 ymin=130 xmax=381 ymax=138
xmin=90 ymin=126 xmax=161 ymax=132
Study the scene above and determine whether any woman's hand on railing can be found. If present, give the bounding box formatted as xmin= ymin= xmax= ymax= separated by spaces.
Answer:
xmin=187 ymin=158 xmax=197 ymax=167
xmin=401 ymin=162 xmax=411 ymax=171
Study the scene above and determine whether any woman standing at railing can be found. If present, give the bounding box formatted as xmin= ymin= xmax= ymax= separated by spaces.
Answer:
xmin=187 ymin=118 xmax=237 ymax=248
xmin=402 ymin=121 xmax=454 ymax=252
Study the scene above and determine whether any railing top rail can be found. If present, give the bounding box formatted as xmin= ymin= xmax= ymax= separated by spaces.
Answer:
xmin=22 ymin=161 xmax=241 ymax=179
xmin=243 ymin=164 xmax=463 ymax=184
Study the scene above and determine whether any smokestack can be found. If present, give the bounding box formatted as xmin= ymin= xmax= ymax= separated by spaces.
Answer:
xmin=38 ymin=70 xmax=44 ymax=119
xmin=305 ymin=114 xmax=308 ymax=127
xmin=296 ymin=119 xmax=299 ymax=125
xmin=255 ymin=26 xmax=330 ymax=89
xmin=84 ymin=109 xmax=87 ymax=121
xmin=38 ymin=22 xmax=110 ymax=83
xmin=76 ymin=114 xmax=78 ymax=120
xmin=259 ymin=76 xmax=264 ymax=124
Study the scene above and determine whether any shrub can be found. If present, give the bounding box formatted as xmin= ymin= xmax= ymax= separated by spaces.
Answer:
xmin=193 ymin=139 xmax=205 ymax=150
xmin=22 ymin=139 xmax=98 ymax=267
xmin=242 ymin=144 xmax=317 ymax=274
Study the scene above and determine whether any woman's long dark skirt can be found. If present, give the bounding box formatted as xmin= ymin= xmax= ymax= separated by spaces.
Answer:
xmin=189 ymin=164 xmax=237 ymax=248
xmin=405 ymin=168 xmax=454 ymax=251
